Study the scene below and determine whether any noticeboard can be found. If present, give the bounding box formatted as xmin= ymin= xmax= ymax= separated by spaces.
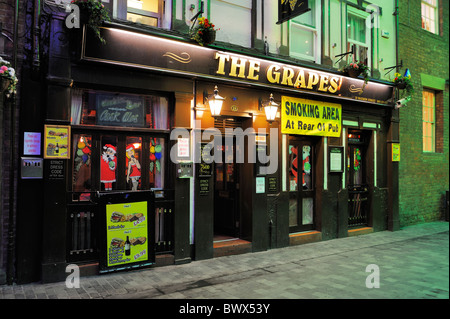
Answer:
xmin=98 ymin=191 xmax=155 ymax=273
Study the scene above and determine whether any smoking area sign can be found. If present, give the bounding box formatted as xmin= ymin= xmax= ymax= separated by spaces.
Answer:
xmin=281 ymin=96 xmax=342 ymax=137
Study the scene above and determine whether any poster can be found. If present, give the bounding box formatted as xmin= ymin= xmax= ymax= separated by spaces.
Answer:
xmin=106 ymin=201 xmax=148 ymax=267
xmin=44 ymin=125 xmax=71 ymax=159
xmin=23 ymin=132 xmax=41 ymax=155
xmin=392 ymin=143 xmax=400 ymax=162
xmin=281 ymin=96 xmax=342 ymax=137
xmin=329 ymin=146 xmax=344 ymax=172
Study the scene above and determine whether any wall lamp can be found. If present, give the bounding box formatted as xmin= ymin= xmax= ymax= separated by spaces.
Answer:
xmin=259 ymin=93 xmax=279 ymax=124
xmin=204 ymin=85 xmax=225 ymax=117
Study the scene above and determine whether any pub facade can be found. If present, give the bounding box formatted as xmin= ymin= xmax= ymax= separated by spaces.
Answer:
xmin=11 ymin=0 xmax=400 ymax=284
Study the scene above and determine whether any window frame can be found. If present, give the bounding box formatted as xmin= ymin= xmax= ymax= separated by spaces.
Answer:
xmin=422 ymin=88 xmax=436 ymax=153
xmin=421 ymin=0 xmax=439 ymax=34
xmin=115 ymin=0 xmax=166 ymax=28
xmin=346 ymin=6 xmax=371 ymax=68
xmin=288 ymin=0 xmax=321 ymax=63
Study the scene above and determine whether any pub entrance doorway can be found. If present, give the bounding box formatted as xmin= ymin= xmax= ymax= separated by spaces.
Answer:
xmin=213 ymin=117 xmax=252 ymax=241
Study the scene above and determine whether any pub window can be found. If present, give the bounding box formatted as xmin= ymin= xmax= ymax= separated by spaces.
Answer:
xmin=71 ymin=89 xmax=169 ymax=129
xmin=114 ymin=0 xmax=170 ymax=29
xmin=346 ymin=7 xmax=371 ymax=68
xmin=423 ymin=89 xmax=436 ymax=152
xmin=70 ymin=88 xmax=170 ymax=198
xmin=421 ymin=0 xmax=438 ymax=34
xmin=289 ymin=0 xmax=320 ymax=63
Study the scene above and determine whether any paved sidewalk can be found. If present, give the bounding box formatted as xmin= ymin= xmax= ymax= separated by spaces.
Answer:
xmin=0 ymin=221 xmax=448 ymax=300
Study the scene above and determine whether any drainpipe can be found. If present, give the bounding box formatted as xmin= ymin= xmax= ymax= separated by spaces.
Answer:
xmin=6 ymin=0 xmax=20 ymax=285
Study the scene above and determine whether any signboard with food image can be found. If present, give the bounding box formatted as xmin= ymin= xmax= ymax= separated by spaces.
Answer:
xmin=106 ymin=201 xmax=149 ymax=268
xmin=44 ymin=125 xmax=71 ymax=159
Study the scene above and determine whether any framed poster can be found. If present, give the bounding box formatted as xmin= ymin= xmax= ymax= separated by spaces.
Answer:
xmin=44 ymin=125 xmax=71 ymax=159
xmin=329 ymin=146 xmax=344 ymax=173
xmin=98 ymin=191 xmax=155 ymax=273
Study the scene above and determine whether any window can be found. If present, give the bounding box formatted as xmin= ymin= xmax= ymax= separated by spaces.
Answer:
xmin=421 ymin=0 xmax=439 ymax=34
xmin=347 ymin=7 xmax=370 ymax=67
xmin=423 ymin=89 xmax=436 ymax=152
xmin=71 ymin=89 xmax=169 ymax=129
xmin=289 ymin=0 xmax=320 ymax=63
xmin=127 ymin=0 xmax=161 ymax=27
xmin=70 ymin=88 xmax=170 ymax=199
xmin=114 ymin=0 xmax=170 ymax=28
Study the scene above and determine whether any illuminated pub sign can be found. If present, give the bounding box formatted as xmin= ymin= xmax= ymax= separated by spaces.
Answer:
xmin=82 ymin=27 xmax=394 ymax=105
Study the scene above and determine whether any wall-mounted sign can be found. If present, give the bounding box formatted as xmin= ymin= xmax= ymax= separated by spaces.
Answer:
xmin=198 ymin=143 xmax=213 ymax=177
xmin=256 ymin=176 xmax=265 ymax=194
xmin=281 ymin=96 xmax=342 ymax=137
xmin=177 ymin=137 xmax=190 ymax=158
xmin=83 ymin=28 xmax=394 ymax=105
xmin=199 ymin=178 xmax=209 ymax=196
xmin=329 ymin=146 xmax=344 ymax=173
xmin=96 ymin=93 xmax=145 ymax=127
xmin=277 ymin=0 xmax=310 ymax=25
xmin=392 ymin=143 xmax=400 ymax=162
xmin=48 ymin=159 xmax=65 ymax=180
xmin=44 ymin=125 xmax=71 ymax=159
xmin=23 ymin=132 xmax=41 ymax=156
xmin=268 ymin=177 xmax=278 ymax=193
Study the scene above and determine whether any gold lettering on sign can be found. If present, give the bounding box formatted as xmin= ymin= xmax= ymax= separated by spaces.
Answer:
xmin=214 ymin=52 xmax=344 ymax=95
xmin=229 ymin=56 xmax=248 ymax=78
xmin=215 ymin=52 xmax=230 ymax=75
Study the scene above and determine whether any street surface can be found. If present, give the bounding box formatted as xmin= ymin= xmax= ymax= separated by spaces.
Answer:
xmin=0 ymin=221 xmax=448 ymax=309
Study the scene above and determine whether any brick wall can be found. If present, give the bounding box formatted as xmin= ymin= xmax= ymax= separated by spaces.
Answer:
xmin=398 ymin=0 xmax=449 ymax=226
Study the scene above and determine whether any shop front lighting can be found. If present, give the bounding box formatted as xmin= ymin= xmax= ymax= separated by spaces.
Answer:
xmin=261 ymin=93 xmax=279 ymax=124
xmin=205 ymin=85 xmax=225 ymax=117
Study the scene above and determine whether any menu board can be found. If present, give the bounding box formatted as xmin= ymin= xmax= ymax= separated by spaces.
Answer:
xmin=106 ymin=201 xmax=149 ymax=268
xmin=44 ymin=125 xmax=71 ymax=159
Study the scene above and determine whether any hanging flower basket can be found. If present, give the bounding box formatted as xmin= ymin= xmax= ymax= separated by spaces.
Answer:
xmin=347 ymin=68 xmax=362 ymax=78
xmin=342 ymin=61 xmax=370 ymax=91
xmin=393 ymin=73 xmax=414 ymax=96
xmin=396 ymin=81 xmax=407 ymax=89
xmin=0 ymin=57 xmax=18 ymax=98
xmin=201 ymin=29 xmax=216 ymax=45
xmin=190 ymin=17 xmax=219 ymax=46
xmin=1 ymin=77 xmax=11 ymax=93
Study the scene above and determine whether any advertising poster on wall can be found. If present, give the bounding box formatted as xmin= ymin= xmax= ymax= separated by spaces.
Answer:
xmin=106 ymin=201 xmax=148 ymax=267
xmin=44 ymin=125 xmax=71 ymax=159
xmin=98 ymin=191 xmax=154 ymax=273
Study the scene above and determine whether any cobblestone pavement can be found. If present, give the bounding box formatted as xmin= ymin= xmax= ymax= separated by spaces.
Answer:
xmin=0 ymin=221 xmax=448 ymax=302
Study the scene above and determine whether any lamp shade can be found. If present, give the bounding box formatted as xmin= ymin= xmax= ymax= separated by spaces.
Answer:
xmin=208 ymin=86 xmax=225 ymax=117
xmin=264 ymin=94 xmax=279 ymax=123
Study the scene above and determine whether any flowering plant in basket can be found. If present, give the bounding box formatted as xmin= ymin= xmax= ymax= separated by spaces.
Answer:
xmin=190 ymin=17 xmax=219 ymax=46
xmin=0 ymin=57 xmax=18 ymax=98
xmin=71 ymin=0 xmax=111 ymax=44
xmin=393 ymin=72 xmax=414 ymax=96
xmin=343 ymin=61 xmax=370 ymax=86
